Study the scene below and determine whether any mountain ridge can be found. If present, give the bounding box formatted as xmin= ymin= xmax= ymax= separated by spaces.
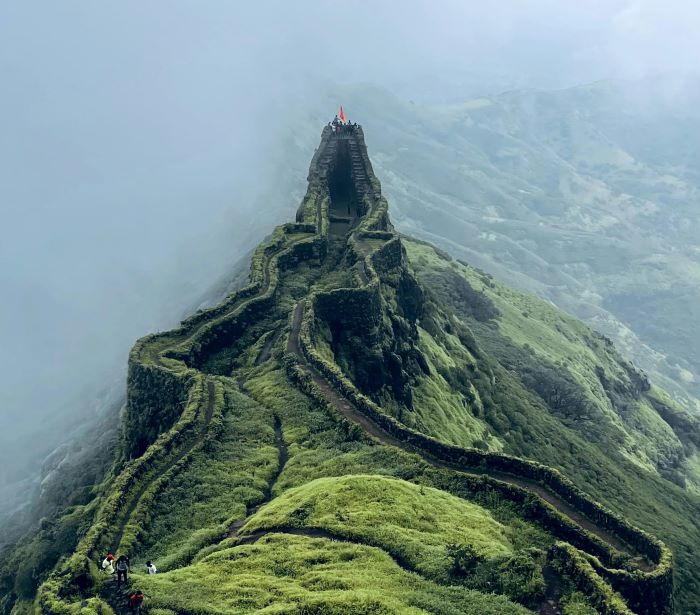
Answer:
xmin=4 ymin=121 xmax=699 ymax=614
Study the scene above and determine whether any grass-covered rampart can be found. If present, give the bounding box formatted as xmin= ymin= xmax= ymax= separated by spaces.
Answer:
xmin=36 ymin=376 xmax=223 ymax=613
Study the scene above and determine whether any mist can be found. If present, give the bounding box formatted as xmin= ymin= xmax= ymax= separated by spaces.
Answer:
xmin=2 ymin=1 xmax=700 ymax=521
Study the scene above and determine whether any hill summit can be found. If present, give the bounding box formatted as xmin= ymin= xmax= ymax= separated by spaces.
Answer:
xmin=9 ymin=122 xmax=700 ymax=614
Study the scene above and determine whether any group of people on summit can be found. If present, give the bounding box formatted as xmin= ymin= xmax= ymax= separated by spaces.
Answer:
xmin=330 ymin=106 xmax=357 ymax=134
xmin=330 ymin=116 xmax=357 ymax=134
xmin=100 ymin=553 xmax=156 ymax=613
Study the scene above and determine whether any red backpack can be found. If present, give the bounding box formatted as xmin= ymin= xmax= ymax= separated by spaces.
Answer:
xmin=129 ymin=593 xmax=144 ymax=605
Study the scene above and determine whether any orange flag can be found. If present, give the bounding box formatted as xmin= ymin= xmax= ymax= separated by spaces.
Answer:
xmin=339 ymin=106 xmax=347 ymax=124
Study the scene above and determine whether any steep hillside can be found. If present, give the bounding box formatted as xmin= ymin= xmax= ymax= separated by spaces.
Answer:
xmin=406 ymin=239 xmax=700 ymax=487
xmin=330 ymin=79 xmax=700 ymax=415
xmin=403 ymin=239 xmax=700 ymax=605
xmin=4 ymin=124 xmax=693 ymax=615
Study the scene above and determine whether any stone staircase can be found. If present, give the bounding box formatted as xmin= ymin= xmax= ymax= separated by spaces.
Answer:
xmin=347 ymin=136 xmax=370 ymax=196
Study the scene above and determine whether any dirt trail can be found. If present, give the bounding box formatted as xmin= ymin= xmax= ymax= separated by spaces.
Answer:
xmin=255 ymin=327 xmax=283 ymax=366
xmin=110 ymin=379 xmax=217 ymax=553
xmin=539 ymin=565 xmax=565 ymax=615
xmin=287 ymin=301 xmax=651 ymax=570
xmin=237 ymin=526 xmax=357 ymax=546
xmin=236 ymin=526 xmax=415 ymax=573
xmin=287 ymin=303 xmax=404 ymax=446
xmin=355 ymin=260 xmax=369 ymax=284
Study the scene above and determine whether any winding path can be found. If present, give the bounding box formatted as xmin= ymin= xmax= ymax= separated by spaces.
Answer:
xmin=236 ymin=526 xmax=419 ymax=573
xmin=255 ymin=327 xmax=284 ymax=366
xmin=287 ymin=302 xmax=651 ymax=570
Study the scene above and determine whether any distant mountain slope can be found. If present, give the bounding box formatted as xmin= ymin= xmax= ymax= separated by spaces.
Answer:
xmin=338 ymin=78 xmax=700 ymax=414
xmin=406 ymin=238 xmax=700 ymax=490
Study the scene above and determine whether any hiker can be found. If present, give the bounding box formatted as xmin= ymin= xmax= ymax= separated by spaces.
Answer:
xmin=100 ymin=554 xmax=115 ymax=575
xmin=128 ymin=590 xmax=145 ymax=614
xmin=115 ymin=555 xmax=129 ymax=588
xmin=146 ymin=560 xmax=157 ymax=574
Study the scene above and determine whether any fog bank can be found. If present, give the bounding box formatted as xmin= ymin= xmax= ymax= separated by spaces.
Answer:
xmin=2 ymin=0 xmax=700 ymax=518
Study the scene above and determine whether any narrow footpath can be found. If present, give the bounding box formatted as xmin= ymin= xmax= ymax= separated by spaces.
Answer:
xmin=287 ymin=301 xmax=650 ymax=570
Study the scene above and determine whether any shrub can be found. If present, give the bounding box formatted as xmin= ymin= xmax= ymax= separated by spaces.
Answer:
xmin=447 ymin=543 xmax=482 ymax=576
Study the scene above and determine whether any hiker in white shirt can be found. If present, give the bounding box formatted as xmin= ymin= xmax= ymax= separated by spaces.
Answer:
xmin=101 ymin=554 xmax=115 ymax=575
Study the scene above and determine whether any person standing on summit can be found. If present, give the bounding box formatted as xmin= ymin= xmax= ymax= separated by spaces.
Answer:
xmin=333 ymin=106 xmax=349 ymax=134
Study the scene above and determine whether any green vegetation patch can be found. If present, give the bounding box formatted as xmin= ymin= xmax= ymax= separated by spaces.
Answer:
xmin=411 ymin=327 xmax=502 ymax=450
xmin=242 ymin=475 xmax=512 ymax=578
xmin=132 ymin=533 xmax=531 ymax=615
xmin=134 ymin=384 xmax=279 ymax=570
xmin=405 ymin=237 xmax=699 ymax=612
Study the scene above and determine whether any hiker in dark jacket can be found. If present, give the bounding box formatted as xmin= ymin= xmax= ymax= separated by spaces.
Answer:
xmin=115 ymin=555 xmax=129 ymax=588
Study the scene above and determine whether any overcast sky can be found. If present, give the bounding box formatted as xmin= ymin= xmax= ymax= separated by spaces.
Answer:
xmin=1 ymin=0 xmax=700 ymax=489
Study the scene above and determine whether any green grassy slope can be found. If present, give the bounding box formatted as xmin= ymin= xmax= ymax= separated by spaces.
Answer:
xmin=404 ymin=238 xmax=700 ymax=609
xmin=241 ymin=475 xmax=516 ymax=573
xmin=132 ymin=533 xmax=533 ymax=615
xmin=85 ymin=359 xmax=558 ymax=613
xmin=328 ymin=80 xmax=700 ymax=416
